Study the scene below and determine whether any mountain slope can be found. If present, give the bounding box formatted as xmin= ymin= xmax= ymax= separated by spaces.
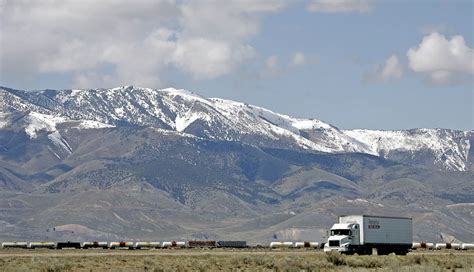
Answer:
xmin=1 ymin=86 xmax=471 ymax=171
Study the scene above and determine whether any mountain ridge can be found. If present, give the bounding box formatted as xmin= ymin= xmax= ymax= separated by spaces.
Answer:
xmin=0 ymin=85 xmax=471 ymax=171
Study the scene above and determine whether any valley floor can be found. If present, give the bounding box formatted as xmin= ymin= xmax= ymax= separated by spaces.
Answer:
xmin=0 ymin=249 xmax=472 ymax=271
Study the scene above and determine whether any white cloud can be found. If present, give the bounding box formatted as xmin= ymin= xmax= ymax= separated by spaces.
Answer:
xmin=307 ymin=0 xmax=374 ymax=13
xmin=290 ymin=52 xmax=306 ymax=66
xmin=260 ymin=55 xmax=281 ymax=78
xmin=172 ymin=38 xmax=255 ymax=79
xmin=366 ymin=55 xmax=403 ymax=82
xmin=407 ymin=32 xmax=474 ymax=84
xmin=0 ymin=0 xmax=286 ymax=88
xmin=266 ymin=55 xmax=279 ymax=70
xmin=259 ymin=52 xmax=312 ymax=78
xmin=174 ymin=0 xmax=284 ymax=79
xmin=179 ymin=1 xmax=285 ymax=41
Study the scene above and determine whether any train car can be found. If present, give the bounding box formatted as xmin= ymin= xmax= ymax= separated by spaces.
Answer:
xmin=294 ymin=242 xmax=304 ymax=248
xmin=134 ymin=242 xmax=161 ymax=249
xmin=294 ymin=242 xmax=319 ymax=248
xmin=451 ymin=243 xmax=461 ymax=250
xmin=56 ymin=242 xmax=81 ymax=249
xmin=436 ymin=243 xmax=462 ymax=250
xmin=269 ymin=242 xmax=294 ymax=248
xmin=28 ymin=242 xmax=56 ymax=249
xmin=1 ymin=242 xmax=28 ymax=249
xmin=269 ymin=242 xmax=283 ymax=248
xmin=461 ymin=243 xmax=474 ymax=250
xmin=82 ymin=241 xmax=108 ymax=249
xmin=109 ymin=242 xmax=134 ymax=250
xmin=435 ymin=243 xmax=445 ymax=250
xmin=162 ymin=241 xmax=186 ymax=248
xmin=416 ymin=242 xmax=435 ymax=250
xmin=424 ymin=242 xmax=434 ymax=249
xmin=217 ymin=241 xmax=247 ymax=248
xmin=188 ymin=240 xmax=216 ymax=248
xmin=412 ymin=242 xmax=421 ymax=249
xmin=309 ymin=242 xmax=320 ymax=248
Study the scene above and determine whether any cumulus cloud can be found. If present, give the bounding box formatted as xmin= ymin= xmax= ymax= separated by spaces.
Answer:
xmin=258 ymin=52 xmax=312 ymax=78
xmin=366 ymin=55 xmax=404 ymax=82
xmin=290 ymin=52 xmax=306 ymax=67
xmin=307 ymin=0 xmax=374 ymax=13
xmin=407 ymin=32 xmax=474 ymax=84
xmin=172 ymin=38 xmax=255 ymax=79
xmin=259 ymin=55 xmax=281 ymax=78
xmin=0 ymin=0 xmax=285 ymax=88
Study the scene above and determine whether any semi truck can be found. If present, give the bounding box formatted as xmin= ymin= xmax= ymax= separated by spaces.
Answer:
xmin=324 ymin=215 xmax=412 ymax=255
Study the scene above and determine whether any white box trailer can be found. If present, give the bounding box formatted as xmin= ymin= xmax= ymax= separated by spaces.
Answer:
xmin=324 ymin=215 xmax=412 ymax=255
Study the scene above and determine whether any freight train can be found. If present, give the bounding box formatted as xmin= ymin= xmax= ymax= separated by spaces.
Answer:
xmin=1 ymin=240 xmax=473 ymax=251
xmin=0 ymin=240 xmax=320 ymax=250
xmin=0 ymin=240 xmax=248 ymax=250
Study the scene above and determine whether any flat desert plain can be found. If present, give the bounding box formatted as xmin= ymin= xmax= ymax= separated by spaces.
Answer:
xmin=0 ymin=249 xmax=473 ymax=271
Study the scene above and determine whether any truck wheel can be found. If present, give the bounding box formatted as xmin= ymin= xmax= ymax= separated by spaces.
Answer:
xmin=356 ymin=248 xmax=370 ymax=255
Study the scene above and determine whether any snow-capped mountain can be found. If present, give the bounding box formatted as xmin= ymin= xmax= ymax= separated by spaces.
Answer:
xmin=0 ymin=86 xmax=471 ymax=171
xmin=1 ymin=85 xmax=474 ymax=243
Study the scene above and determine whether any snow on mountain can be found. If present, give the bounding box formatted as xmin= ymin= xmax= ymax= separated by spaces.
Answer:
xmin=73 ymin=120 xmax=115 ymax=130
xmin=23 ymin=112 xmax=114 ymax=139
xmin=16 ymin=111 xmax=113 ymax=155
xmin=344 ymin=129 xmax=471 ymax=171
xmin=0 ymin=86 xmax=471 ymax=171
xmin=24 ymin=112 xmax=67 ymax=138
xmin=175 ymin=111 xmax=210 ymax=132
xmin=48 ymin=131 xmax=73 ymax=156
xmin=0 ymin=112 xmax=8 ymax=128
xmin=291 ymin=119 xmax=332 ymax=130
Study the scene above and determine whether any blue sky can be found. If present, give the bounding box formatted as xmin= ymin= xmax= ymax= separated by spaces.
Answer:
xmin=1 ymin=0 xmax=472 ymax=130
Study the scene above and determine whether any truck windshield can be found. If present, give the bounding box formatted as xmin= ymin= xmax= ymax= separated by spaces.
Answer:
xmin=331 ymin=229 xmax=351 ymax=236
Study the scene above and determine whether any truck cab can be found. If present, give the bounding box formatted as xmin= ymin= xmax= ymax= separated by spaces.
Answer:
xmin=324 ymin=223 xmax=361 ymax=253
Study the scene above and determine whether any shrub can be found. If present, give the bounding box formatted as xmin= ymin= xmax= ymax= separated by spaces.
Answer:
xmin=325 ymin=251 xmax=346 ymax=266
xmin=434 ymin=258 xmax=464 ymax=270
xmin=407 ymin=254 xmax=427 ymax=265
xmin=345 ymin=256 xmax=383 ymax=268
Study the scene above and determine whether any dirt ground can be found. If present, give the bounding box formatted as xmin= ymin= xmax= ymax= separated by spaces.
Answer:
xmin=0 ymin=248 xmax=473 ymax=271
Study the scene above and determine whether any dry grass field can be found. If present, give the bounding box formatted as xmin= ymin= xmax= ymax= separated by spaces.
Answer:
xmin=0 ymin=249 xmax=473 ymax=271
